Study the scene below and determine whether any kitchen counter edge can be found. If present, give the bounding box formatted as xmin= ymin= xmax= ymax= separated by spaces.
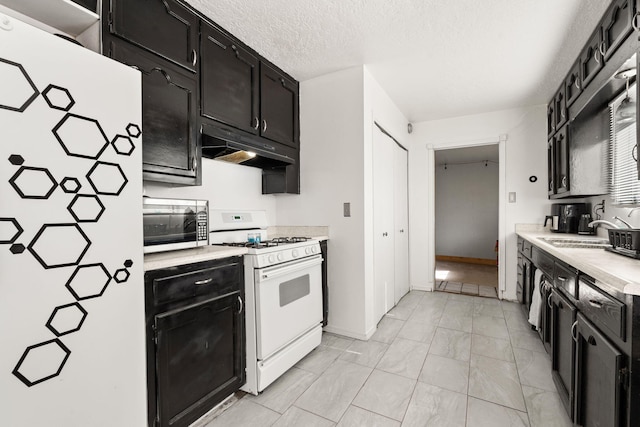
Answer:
xmin=144 ymin=246 xmax=248 ymax=271
xmin=516 ymin=228 xmax=640 ymax=296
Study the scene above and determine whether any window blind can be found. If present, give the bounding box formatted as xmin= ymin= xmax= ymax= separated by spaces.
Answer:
xmin=609 ymin=84 xmax=640 ymax=205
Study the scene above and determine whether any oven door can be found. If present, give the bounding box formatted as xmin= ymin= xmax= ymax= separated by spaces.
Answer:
xmin=254 ymin=254 xmax=323 ymax=360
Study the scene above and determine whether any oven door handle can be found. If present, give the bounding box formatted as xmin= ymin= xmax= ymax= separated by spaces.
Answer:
xmin=257 ymin=255 xmax=323 ymax=282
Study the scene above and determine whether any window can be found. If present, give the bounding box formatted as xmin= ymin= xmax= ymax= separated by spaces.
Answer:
xmin=609 ymin=83 xmax=640 ymax=205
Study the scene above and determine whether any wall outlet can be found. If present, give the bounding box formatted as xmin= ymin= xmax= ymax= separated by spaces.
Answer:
xmin=343 ymin=202 xmax=351 ymax=217
xmin=508 ymin=192 xmax=516 ymax=203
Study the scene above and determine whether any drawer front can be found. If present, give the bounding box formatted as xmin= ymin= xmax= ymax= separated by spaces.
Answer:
xmin=578 ymin=278 xmax=626 ymax=341
xmin=522 ymin=240 xmax=532 ymax=258
xmin=153 ymin=262 xmax=241 ymax=305
xmin=554 ymin=262 xmax=578 ymax=300
xmin=532 ymin=247 xmax=554 ymax=278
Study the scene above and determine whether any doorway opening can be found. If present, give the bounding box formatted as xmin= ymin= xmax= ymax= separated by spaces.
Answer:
xmin=433 ymin=144 xmax=499 ymax=299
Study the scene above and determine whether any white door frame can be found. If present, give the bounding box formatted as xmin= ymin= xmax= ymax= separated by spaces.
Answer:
xmin=426 ymin=135 xmax=507 ymax=298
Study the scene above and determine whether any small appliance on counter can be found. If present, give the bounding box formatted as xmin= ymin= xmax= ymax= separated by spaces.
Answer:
xmin=143 ymin=197 xmax=209 ymax=253
xmin=578 ymin=213 xmax=595 ymax=235
xmin=544 ymin=203 xmax=590 ymax=233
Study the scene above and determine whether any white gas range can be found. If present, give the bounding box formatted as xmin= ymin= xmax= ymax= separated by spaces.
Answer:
xmin=209 ymin=210 xmax=323 ymax=395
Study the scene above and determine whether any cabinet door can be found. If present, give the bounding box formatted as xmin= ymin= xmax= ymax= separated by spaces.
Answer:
xmin=155 ymin=292 xmax=244 ymax=427
xmin=547 ymin=102 xmax=556 ymax=138
xmin=602 ymin=0 xmax=635 ymax=61
xmin=555 ymin=87 xmax=567 ymax=130
xmin=394 ymin=145 xmax=409 ymax=303
xmin=555 ymin=127 xmax=570 ymax=195
xmin=550 ymin=289 xmax=577 ymax=420
xmin=580 ymin=29 xmax=604 ymax=89
xmin=200 ymin=22 xmax=259 ymax=134
xmin=517 ymin=252 xmax=524 ymax=304
xmin=565 ymin=60 xmax=582 ymax=107
xmin=107 ymin=0 xmax=198 ymax=72
xmin=548 ymin=138 xmax=556 ymax=196
xmin=106 ymin=38 xmax=200 ymax=185
xmin=260 ymin=63 xmax=299 ymax=148
xmin=538 ymin=278 xmax=552 ymax=352
xmin=575 ymin=313 xmax=626 ymax=427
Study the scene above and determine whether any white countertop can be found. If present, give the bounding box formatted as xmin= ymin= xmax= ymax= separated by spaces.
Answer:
xmin=516 ymin=226 xmax=640 ymax=296
xmin=144 ymin=246 xmax=248 ymax=271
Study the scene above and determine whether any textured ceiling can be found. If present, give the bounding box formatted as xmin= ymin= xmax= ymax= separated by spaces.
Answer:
xmin=187 ymin=0 xmax=612 ymax=122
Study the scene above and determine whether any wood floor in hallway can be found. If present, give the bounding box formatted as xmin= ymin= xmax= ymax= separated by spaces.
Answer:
xmin=435 ymin=260 xmax=499 ymax=298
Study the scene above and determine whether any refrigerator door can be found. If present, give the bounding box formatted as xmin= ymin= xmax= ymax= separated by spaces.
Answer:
xmin=0 ymin=15 xmax=145 ymax=427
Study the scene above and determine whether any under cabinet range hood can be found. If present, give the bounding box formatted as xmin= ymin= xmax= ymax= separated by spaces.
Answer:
xmin=200 ymin=123 xmax=294 ymax=169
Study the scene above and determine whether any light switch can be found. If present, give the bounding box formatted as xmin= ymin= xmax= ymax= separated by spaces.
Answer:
xmin=343 ymin=202 xmax=351 ymax=217
xmin=508 ymin=192 xmax=516 ymax=203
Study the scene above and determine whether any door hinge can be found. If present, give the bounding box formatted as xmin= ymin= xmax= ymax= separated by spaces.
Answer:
xmin=619 ymin=367 xmax=630 ymax=390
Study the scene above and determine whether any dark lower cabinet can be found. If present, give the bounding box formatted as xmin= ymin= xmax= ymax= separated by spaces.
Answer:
xmin=105 ymin=37 xmax=201 ymax=185
xmin=550 ymin=289 xmax=577 ymax=420
xmin=106 ymin=0 xmax=199 ymax=72
xmin=538 ymin=275 xmax=553 ymax=353
xmin=574 ymin=312 xmax=627 ymax=427
xmin=145 ymin=257 xmax=245 ymax=427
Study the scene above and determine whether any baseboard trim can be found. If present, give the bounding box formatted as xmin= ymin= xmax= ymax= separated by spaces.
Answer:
xmin=322 ymin=324 xmax=374 ymax=341
xmin=436 ymin=255 xmax=497 ymax=266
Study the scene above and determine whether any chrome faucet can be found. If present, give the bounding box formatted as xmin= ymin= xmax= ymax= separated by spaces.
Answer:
xmin=588 ymin=220 xmax=620 ymax=229
xmin=612 ymin=216 xmax=632 ymax=228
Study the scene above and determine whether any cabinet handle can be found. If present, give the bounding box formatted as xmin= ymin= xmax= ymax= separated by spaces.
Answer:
xmin=547 ymin=293 xmax=553 ymax=309
xmin=194 ymin=278 xmax=213 ymax=285
xmin=383 ymin=232 xmax=388 ymax=237
xmin=279 ymin=77 xmax=286 ymax=87
xmin=237 ymin=295 xmax=243 ymax=314
xmin=561 ymin=176 xmax=567 ymax=188
xmin=571 ymin=321 xmax=578 ymax=342
xmin=588 ymin=299 xmax=603 ymax=308
xmin=262 ymin=143 xmax=275 ymax=151
xmin=549 ymin=180 xmax=554 ymax=191
xmin=633 ymin=11 xmax=640 ymax=32
xmin=192 ymin=156 xmax=196 ymax=172
xmin=399 ymin=229 xmax=404 ymax=233
xmin=262 ymin=119 xmax=268 ymax=133
xmin=561 ymin=109 xmax=566 ymax=119
xmin=253 ymin=117 xmax=259 ymax=130
xmin=575 ymin=78 xmax=581 ymax=90
xmin=191 ymin=49 xmax=197 ymax=67
xmin=231 ymin=44 xmax=239 ymax=58
xmin=599 ymin=41 xmax=606 ymax=57
xmin=558 ymin=301 xmax=564 ymax=310
xmin=557 ymin=276 xmax=567 ymax=282
xmin=594 ymin=48 xmax=601 ymax=64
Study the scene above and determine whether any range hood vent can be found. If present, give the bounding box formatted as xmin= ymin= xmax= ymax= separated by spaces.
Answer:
xmin=201 ymin=124 xmax=293 ymax=169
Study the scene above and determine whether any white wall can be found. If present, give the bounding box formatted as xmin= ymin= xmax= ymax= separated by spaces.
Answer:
xmin=435 ymin=161 xmax=498 ymax=259
xmin=143 ymin=158 xmax=277 ymax=225
xmin=276 ymin=66 xmax=368 ymax=338
xmin=276 ymin=66 xmax=408 ymax=339
xmin=409 ymin=105 xmax=551 ymax=300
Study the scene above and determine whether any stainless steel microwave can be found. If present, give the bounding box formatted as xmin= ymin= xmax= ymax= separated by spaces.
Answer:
xmin=143 ymin=198 xmax=209 ymax=254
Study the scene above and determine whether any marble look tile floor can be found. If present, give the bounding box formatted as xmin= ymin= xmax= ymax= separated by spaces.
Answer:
xmin=203 ymin=291 xmax=572 ymax=427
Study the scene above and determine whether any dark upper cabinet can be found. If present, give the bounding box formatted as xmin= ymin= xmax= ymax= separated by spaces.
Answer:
xmin=554 ymin=127 xmax=570 ymax=195
xmin=574 ymin=313 xmax=626 ymax=427
xmin=580 ymin=29 xmax=604 ymax=89
xmin=547 ymin=103 xmax=556 ymax=138
xmin=602 ymin=0 xmax=635 ymax=62
xmin=548 ymin=138 xmax=556 ymax=196
xmin=71 ymin=0 xmax=98 ymax=13
xmin=105 ymin=37 xmax=201 ymax=185
xmin=554 ymin=86 xmax=567 ymax=130
xmin=550 ymin=289 xmax=577 ymax=420
xmin=565 ymin=60 xmax=582 ymax=107
xmin=200 ymin=22 xmax=260 ymax=135
xmin=260 ymin=63 xmax=300 ymax=148
xmin=106 ymin=0 xmax=199 ymax=72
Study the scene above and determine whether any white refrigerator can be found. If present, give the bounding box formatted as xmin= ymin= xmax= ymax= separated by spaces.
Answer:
xmin=0 ymin=14 xmax=146 ymax=426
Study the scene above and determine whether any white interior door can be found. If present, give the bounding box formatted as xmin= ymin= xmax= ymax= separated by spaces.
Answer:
xmin=394 ymin=145 xmax=409 ymax=303
xmin=373 ymin=126 xmax=395 ymax=323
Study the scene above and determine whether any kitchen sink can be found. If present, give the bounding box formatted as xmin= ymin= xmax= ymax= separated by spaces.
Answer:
xmin=538 ymin=236 xmax=612 ymax=248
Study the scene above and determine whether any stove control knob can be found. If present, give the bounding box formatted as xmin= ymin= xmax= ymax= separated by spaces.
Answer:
xmin=277 ymin=253 xmax=284 ymax=261
xmin=305 ymin=247 xmax=311 ymax=255
xmin=292 ymin=249 xmax=299 ymax=258
xmin=311 ymin=246 xmax=317 ymax=254
xmin=268 ymin=254 xmax=276 ymax=263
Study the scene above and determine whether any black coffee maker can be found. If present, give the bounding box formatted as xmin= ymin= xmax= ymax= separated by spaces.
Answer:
xmin=544 ymin=203 xmax=590 ymax=233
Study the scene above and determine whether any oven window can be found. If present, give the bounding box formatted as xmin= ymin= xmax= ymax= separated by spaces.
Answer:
xmin=279 ymin=274 xmax=310 ymax=307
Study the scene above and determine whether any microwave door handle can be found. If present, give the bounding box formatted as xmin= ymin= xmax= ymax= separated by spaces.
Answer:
xmin=257 ymin=256 xmax=323 ymax=283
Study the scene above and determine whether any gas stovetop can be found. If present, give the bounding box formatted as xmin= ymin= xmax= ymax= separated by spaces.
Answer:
xmin=216 ymin=237 xmax=311 ymax=250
